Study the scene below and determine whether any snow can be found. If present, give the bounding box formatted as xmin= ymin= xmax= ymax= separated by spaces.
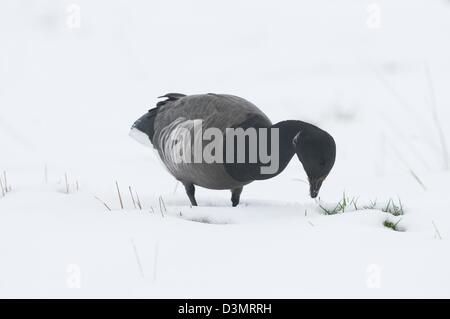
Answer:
xmin=1 ymin=0 xmax=450 ymax=298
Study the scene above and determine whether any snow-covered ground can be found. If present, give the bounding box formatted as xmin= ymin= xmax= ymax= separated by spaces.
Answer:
xmin=1 ymin=0 xmax=450 ymax=298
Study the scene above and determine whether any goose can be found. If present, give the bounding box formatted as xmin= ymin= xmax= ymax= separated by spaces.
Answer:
xmin=130 ymin=93 xmax=336 ymax=207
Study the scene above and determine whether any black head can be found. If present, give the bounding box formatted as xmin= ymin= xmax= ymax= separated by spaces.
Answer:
xmin=294 ymin=126 xmax=336 ymax=198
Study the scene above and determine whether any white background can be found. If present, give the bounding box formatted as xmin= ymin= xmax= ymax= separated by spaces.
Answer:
xmin=1 ymin=0 xmax=450 ymax=297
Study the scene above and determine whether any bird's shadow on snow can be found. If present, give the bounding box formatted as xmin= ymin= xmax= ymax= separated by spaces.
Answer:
xmin=162 ymin=195 xmax=319 ymax=225
xmin=164 ymin=196 xmax=311 ymax=209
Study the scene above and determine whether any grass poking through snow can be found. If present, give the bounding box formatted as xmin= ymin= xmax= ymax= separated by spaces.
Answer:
xmin=382 ymin=198 xmax=404 ymax=216
xmin=158 ymin=196 xmax=167 ymax=217
xmin=318 ymin=193 xmax=404 ymax=217
xmin=318 ymin=192 xmax=359 ymax=215
xmin=0 ymin=170 xmax=12 ymax=198
xmin=115 ymin=181 xmax=124 ymax=209
xmin=318 ymin=193 xmax=406 ymax=232
xmin=94 ymin=195 xmax=112 ymax=211
xmin=383 ymin=218 xmax=403 ymax=232
xmin=94 ymin=182 xmax=146 ymax=212
xmin=61 ymin=172 xmax=79 ymax=194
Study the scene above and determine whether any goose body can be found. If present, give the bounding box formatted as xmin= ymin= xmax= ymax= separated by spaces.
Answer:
xmin=153 ymin=94 xmax=271 ymax=190
xmin=131 ymin=93 xmax=336 ymax=206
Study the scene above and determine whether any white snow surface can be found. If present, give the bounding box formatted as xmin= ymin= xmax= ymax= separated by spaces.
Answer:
xmin=1 ymin=0 xmax=450 ymax=298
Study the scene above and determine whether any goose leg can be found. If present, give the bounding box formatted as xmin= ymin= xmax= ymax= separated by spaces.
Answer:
xmin=183 ymin=182 xmax=198 ymax=206
xmin=231 ymin=187 xmax=243 ymax=207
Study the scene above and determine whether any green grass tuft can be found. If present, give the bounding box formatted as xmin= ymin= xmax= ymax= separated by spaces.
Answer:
xmin=383 ymin=218 xmax=403 ymax=231
xmin=318 ymin=194 xmax=405 ymax=217
xmin=319 ymin=192 xmax=359 ymax=215
xmin=382 ymin=198 xmax=404 ymax=216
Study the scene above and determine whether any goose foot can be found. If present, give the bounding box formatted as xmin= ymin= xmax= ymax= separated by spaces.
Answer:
xmin=231 ymin=187 xmax=243 ymax=207
xmin=183 ymin=182 xmax=198 ymax=206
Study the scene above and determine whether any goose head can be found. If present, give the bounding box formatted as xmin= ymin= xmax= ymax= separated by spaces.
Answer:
xmin=293 ymin=127 xmax=336 ymax=198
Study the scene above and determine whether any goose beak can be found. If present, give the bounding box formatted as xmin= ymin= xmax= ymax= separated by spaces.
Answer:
xmin=309 ymin=177 xmax=324 ymax=199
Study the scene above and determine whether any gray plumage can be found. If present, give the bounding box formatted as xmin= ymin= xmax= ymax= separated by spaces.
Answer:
xmin=151 ymin=94 xmax=272 ymax=190
xmin=131 ymin=93 xmax=337 ymax=206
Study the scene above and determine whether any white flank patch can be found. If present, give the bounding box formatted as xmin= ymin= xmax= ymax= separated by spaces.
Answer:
xmin=158 ymin=118 xmax=204 ymax=175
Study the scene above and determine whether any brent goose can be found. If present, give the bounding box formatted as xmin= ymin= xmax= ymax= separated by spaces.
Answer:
xmin=130 ymin=93 xmax=336 ymax=207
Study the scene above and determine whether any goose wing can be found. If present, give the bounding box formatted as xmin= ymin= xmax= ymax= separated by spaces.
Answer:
xmin=153 ymin=93 xmax=272 ymax=142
